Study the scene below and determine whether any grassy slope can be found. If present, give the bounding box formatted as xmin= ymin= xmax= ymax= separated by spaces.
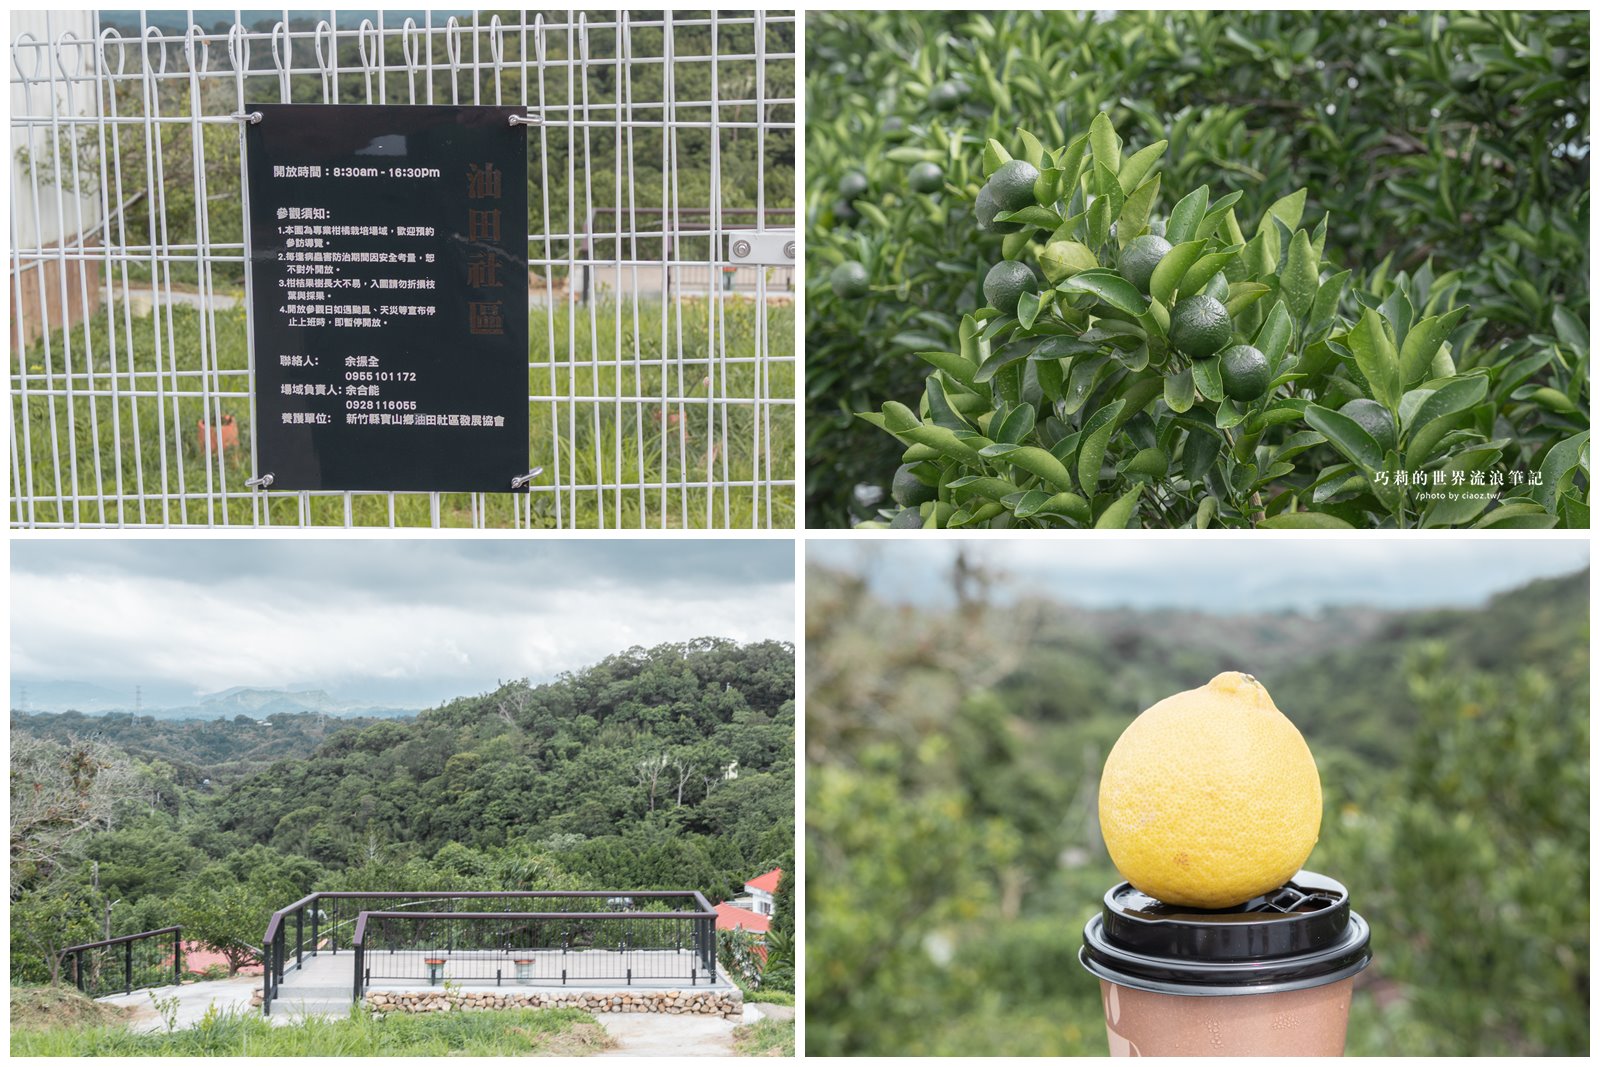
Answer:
xmin=12 ymin=298 xmax=794 ymax=528
xmin=732 ymin=1018 xmax=795 ymax=1056
xmin=10 ymin=986 xmax=608 ymax=1057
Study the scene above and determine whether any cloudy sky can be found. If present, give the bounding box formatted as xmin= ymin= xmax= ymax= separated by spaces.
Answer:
xmin=809 ymin=538 xmax=1589 ymax=612
xmin=12 ymin=540 xmax=794 ymax=708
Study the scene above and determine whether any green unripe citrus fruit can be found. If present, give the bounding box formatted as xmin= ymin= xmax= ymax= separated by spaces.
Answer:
xmin=891 ymin=464 xmax=938 ymax=507
xmin=829 ymin=261 xmax=870 ymax=300
xmin=987 ymin=160 xmax=1041 ymax=214
xmin=1170 ymin=295 xmax=1233 ymax=359
xmin=837 ymin=170 xmax=869 ymax=200
xmin=975 ymin=185 xmax=1021 ymax=234
xmin=983 ymin=260 xmax=1039 ymax=316
xmin=1338 ymin=398 xmax=1397 ymax=454
xmin=889 ymin=507 xmax=925 ymax=529
xmin=1219 ymin=345 xmax=1271 ymax=402
xmin=1040 ymin=240 xmax=1100 ymax=284
xmin=1118 ymin=234 xmax=1173 ymax=294
xmin=908 ymin=162 xmax=944 ymax=195
xmin=928 ymin=80 xmax=966 ymax=111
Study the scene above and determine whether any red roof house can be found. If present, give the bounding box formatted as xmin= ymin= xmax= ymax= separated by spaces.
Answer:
xmin=744 ymin=867 xmax=782 ymax=895
xmin=714 ymin=901 xmax=771 ymax=935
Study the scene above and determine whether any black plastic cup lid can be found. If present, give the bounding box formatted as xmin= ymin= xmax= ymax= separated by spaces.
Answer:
xmin=1079 ymin=869 xmax=1372 ymax=996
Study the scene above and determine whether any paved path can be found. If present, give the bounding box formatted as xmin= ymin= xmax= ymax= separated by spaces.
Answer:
xmin=98 ymin=975 xmax=277 ymax=1032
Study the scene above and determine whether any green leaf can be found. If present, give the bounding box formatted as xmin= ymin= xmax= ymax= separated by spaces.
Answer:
xmin=882 ymin=400 xmax=920 ymax=433
xmin=1017 ymin=128 xmax=1046 ymax=169
xmin=1215 ymin=398 xmax=1247 ymax=430
xmin=1421 ymin=447 xmax=1506 ymax=527
xmin=1551 ymin=305 xmax=1588 ymax=359
xmin=1181 ymin=429 xmax=1222 ymax=485
xmin=1088 ymin=112 xmax=1121 ymax=173
xmin=1116 ymin=139 xmax=1167 ymax=194
xmin=1165 ymin=185 xmax=1209 ymax=245
xmin=1000 ymin=445 xmax=1076 ymax=492
xmin=1280 ymin=230 xmax=1319 ymax=322
xmin=1177 ymin=245 xmax=1243 ymax=298
xmin=1261 ymin=188 xmax=1307 ymax=233
xmin=974 ymin=337 xmax=1039 ymax=384
xmin=916 ymin=350 xmax=977 ymax=389
xmin=993 ymin=402 xmax=1036 ymax=444
xmin=1117 ymin=175 xmax=1161 ymax=245
xmin=1305 ymin=404 xmax=1384 ymax=472
xmin=1148 ymin=240 xmax=1208 ymax=305
xmin=855 ymin=201 xmax=891 ymax=229
xmin=1533 ymin=431 xmax=1590 ymax=513
xmin=947 ymin=475 xmax=1021 ymax=501
xmin=1399 ymin=307 xmax=1470 ymax=388
xmin=1059 ymin=269 xmax=1147 ymax=315
xmin=982 ymin=138 xmax=1012 ymax=175
xmin=1407 ymin=375 xmax=1488 ymax=435
xmin=1349 ymin=307 xmax=1402 ymax=413
xmin=994 ymin=205 xmax=1064 ymax=229
xmin=1253 ymin=301 xmax=1294 ymax=371
xmin=1191 ymin=357 xmax=1225 ymax=403
xmin=1257 ymin=511 xmax=1355 ymax=529
xmin=1224 ymin=282 xmax=1273 ymax=318
xmin=1474 ymin=502 xmax=1560 ymax=529
xmin=1094 ymin=484 xmax=1143 ymax=529
xmin=886 ymin=146 xmax=940 ymax=164
xmin=1306 ymin=270 xmax=1350 ymax=336
xmin=1076 ymin=400 xmax=1126 ymax=493
xmin=1016 ymin=290 xmax=1044 ymax=331
xmin=1164 ymin=366 xmax=1195 ymax=413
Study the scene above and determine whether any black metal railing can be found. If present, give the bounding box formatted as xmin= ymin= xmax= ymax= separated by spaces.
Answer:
xmin=351 ymin=907 xmax=718 ymax=1001
xmin=261 ymin=891 xmax=715 ymax=1015
xmin=60 ymin=927 xmax=182 ymax=1000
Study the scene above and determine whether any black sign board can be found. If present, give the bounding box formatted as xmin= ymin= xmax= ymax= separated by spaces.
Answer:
xmin=245 ymin=104 xmax=528 ymax=492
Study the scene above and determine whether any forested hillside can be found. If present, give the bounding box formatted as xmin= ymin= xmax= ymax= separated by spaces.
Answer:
xmin=807 ymin=563 xmax=1588 ymax=1056
xmin=12 ymin=639 xmax=794 ymax=987
xmin=9 ymin=711 xmax=406 ymax=788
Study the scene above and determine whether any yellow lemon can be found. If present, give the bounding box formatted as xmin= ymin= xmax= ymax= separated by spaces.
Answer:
xmin=1098 ymin=671 xmax=1321 ymax=908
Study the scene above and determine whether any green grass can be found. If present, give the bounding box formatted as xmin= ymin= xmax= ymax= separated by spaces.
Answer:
xmin=12 ymin=297 xmax=794 ymax=528
xmin=10 ymin=1000 xmax=608 ymax=1056
xmin=732 ymin=1017 xmax=795 ymax=1056
xmin=746 ymin=989 xmax=796 ymax=1006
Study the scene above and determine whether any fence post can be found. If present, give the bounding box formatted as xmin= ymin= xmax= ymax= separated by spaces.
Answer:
xmin=312 ymin=905 xmax=319 ymax=957
xmin=124 ymin=940 xmax=133 ymax=995
xmin=353 ymin=943 xmax=363 ymax=1004
xmin=262 ymin=941 xmax=272 ymax=1016
xmin=174 ymin=928 xmax=182 ymax=986
xmin=296 ymin=908 xmax=304 ymax=970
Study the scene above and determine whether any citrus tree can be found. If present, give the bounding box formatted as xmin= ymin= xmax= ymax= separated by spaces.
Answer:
xmin=850 ymin=114 xmax=1588 ymax=528
xmin=806 ymin=10 xmax=1589 ymax=526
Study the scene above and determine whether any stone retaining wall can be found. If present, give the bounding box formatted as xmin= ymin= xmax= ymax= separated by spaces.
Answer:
xmin=366 ymin=988 xmax=741 ymax=1019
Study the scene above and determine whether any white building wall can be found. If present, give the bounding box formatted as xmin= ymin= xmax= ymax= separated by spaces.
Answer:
xmin=11 ymin=10 xmax=104 ymax=249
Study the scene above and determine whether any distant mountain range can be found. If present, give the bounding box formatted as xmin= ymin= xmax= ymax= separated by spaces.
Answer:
xmin=9 ymin=681 xmax=417 ymax=720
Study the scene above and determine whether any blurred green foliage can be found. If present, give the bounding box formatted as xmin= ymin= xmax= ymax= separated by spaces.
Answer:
xmin=805 ymin=10 xmax=1589 ymax=526
xmin=805 ymin=559 xmax=1588 ymax=1055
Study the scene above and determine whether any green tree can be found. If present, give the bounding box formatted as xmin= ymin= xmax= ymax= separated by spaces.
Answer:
xmin=175 ymin=882 xmax=267 ymax=976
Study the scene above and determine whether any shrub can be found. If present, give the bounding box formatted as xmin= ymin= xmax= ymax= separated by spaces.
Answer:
xmin=845 ymin=113 xmax=1586 ymax=528
xmin=805 ymin=11 xmax=1589 ymax=526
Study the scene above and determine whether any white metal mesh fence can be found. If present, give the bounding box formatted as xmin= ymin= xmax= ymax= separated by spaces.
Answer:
xmin=9 ymin=9 xmax=796 ymax=528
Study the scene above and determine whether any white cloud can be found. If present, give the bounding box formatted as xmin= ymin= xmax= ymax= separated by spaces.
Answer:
xmin=11 ymin=542 xmax=794 ymax=705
